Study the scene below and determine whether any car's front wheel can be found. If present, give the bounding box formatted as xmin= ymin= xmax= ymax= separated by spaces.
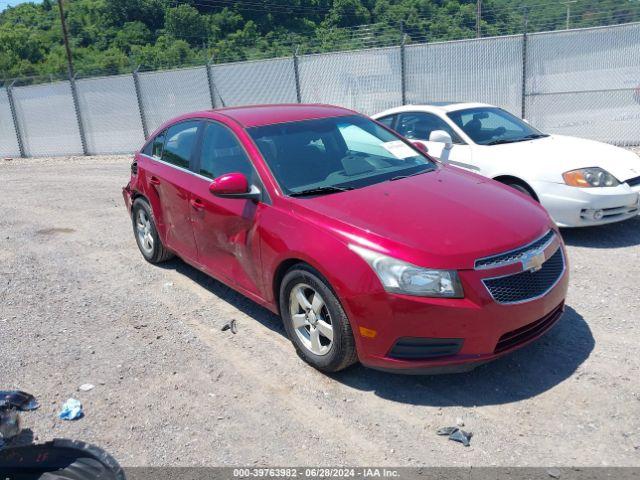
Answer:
xmin=505 ymin=181 xmax=535 ymax=200
xmin=280 ymin=265 xmax=357 ymax=373
xmin=131 ymin=197 xmax=174 ymax=264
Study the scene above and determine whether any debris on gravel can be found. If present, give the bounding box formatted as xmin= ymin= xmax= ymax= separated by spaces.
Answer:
xmin=221 ymin=319 xmax=238 ymax=334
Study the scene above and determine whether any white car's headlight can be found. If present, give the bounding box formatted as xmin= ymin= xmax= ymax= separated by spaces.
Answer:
xmin=349 ymin=245 xmax=464 ymax=298
xmin=563 ymin=167 xmax=620 ymax=188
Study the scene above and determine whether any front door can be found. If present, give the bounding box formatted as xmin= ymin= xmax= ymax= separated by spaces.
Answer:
xmin=188 ymin=121 xmax=264 ymax=296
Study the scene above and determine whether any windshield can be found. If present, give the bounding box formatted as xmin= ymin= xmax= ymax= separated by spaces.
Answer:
xmin=447 ymin=107 xmax=547 ymax=146
xmin=248 ymin=115 xmax=435 ymax=196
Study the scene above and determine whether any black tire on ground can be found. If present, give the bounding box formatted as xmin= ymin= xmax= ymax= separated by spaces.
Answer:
xmin=279 ymin=264 xmax=358 ymax=373
xmin=131 ymin=197 xmax=174 ymax=264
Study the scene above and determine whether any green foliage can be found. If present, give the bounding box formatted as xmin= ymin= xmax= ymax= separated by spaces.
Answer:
xmin=165 ymin=4 xmax=209 ymax=45
xmin=0 ymin=0 xmax=638 ymax=79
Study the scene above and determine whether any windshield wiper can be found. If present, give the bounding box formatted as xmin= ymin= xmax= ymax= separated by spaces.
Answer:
xmin=486 ymin=138 xmax=520 ymax=146
xmin=486 ymin=133 xmax=548 ymax=146
xmin=289 ymin=186 xmax=354 ymax=197
xmin=389 ymin=167 xmax=434 ymax=181
xmin=520 ymin=133 xmax=549 ymax=140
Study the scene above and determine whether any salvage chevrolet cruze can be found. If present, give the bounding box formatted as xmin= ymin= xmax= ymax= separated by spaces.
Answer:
xmin=123 ymin=104 xmax=569 ymax=374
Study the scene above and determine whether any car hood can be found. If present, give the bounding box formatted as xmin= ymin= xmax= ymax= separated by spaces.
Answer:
xmin=485 ymin=134 xmax=640 ymax=183
xmin=290 ymin=165 xmax=552 ymax=270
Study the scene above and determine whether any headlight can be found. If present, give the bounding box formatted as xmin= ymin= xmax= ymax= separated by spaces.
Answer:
xmin=349 ymin=245 xmax=464 ymax=298
xmin=562 ymin=168 xmax=620 ymax=188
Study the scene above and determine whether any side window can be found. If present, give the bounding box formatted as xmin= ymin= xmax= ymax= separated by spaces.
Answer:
xmin=396 ymin=113 xmax=463 ymax=144
xmin=152 ymin=131 xmax=166 ymax=158
xmin=376 ymin=115 xmax=395 ymax=128
xmin=162 ymin=121 xmax=200 ymax=169
xmin=199 ymin=122 xmax=255 ymax=180
xmin=141 ymin=130 xmax=165 ymax=158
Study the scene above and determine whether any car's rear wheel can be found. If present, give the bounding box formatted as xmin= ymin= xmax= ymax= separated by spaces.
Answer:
xmin=131 ymin=198 xmax=174 ymax=264
xmin=280 ymin=265 xmax=357 ymax=373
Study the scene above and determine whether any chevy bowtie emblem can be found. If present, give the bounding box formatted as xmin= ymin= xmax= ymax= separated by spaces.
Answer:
xmin=521 ymin=250 xmax=546 ymax=272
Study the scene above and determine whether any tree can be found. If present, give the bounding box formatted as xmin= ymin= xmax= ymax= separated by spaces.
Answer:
xmin=1 ymin=0 xmax=639 ymax=79
xmin=164 ymin=5 xmax=208 ymax=46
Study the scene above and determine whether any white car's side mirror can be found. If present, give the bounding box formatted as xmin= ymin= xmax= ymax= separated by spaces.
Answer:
xmin=429 ymin=130 xmax=453 ymax=149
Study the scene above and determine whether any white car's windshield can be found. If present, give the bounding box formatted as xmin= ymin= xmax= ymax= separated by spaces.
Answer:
xmin=448 ymin=107 xmax=548 ymax=146
xmin=249 ymin=115 xmax=436 ymax=196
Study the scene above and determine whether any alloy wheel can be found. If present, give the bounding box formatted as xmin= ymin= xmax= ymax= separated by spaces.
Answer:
xmin=136 ymin=209 xmax=154 ymax=255
xmin=289 ymin=283 xmax=334 ymax=356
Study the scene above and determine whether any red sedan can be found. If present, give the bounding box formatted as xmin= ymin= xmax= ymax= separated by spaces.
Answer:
xmin=123 ymin=104 xmax=568 ymax=374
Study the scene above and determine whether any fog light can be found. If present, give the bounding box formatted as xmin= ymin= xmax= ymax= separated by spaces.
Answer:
xmin=583 ymin=209 xmax=604 ymax=221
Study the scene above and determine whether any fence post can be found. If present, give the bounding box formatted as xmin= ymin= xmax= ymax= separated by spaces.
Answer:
xmin=293 ymin=46 xmax=302 ymax=103
xmin=6 ymin=80 xmax=26 ymax=158
xmin=521 ymin=7 xmax=529 ymax=119
xmin=133 ymin=67 xmax=149 ymax=140
xmin=69 ymin=74 xmax=88 ymax=155
xmin=400 ymin=23 xmax=407 ymax=106
xmin=205 ymin=60 xmax=217 ymax=109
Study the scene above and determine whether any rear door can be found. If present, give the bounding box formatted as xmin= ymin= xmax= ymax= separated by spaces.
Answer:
xmin=143 ymin=120 xmax=201 ymax=263
xmin=189 ymin=120 xmax=264 ymax=296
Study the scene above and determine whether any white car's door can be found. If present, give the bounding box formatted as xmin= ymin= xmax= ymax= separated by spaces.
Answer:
xmin=393 ymin=112 xmax=479 ymax=173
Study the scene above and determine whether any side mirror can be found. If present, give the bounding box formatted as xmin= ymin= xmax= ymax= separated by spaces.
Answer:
xmin=411 ymin=141 xmax=429 ymax=153
xmin=429 ymin=130 xmax=453 ymax=149
xmin=209 ymin=172 xmax=261 ymax=201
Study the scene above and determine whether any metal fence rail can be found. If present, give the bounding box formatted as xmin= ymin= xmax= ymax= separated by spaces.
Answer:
xmin=1 ymin=22 xmax=639 ymax=158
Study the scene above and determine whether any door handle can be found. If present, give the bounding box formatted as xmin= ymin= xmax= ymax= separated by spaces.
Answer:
xmin=190 ymin=198 xmax=205 ymax=211
xmin=149 ymin=176 xmax=161 ymax=185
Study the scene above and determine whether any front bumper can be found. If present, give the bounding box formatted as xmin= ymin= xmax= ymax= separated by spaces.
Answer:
xmin=345 ymin=244 xmax=569 ymax=374
xmin=533 ymin=180 xmax=640 ymax=227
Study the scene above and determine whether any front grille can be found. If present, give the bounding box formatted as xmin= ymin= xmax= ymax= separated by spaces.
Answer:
xmin=388 ymin=337 xmax=463 ymax=360
xmin=626 ymin=175 xmax=640 ymax=187
xmin=483 ymin=248 xmax=565 ymax=304
xmin=475 ymin=230 xmax=555 ymax=270
xmin=494 ymin=303 xmax=564 ymax=353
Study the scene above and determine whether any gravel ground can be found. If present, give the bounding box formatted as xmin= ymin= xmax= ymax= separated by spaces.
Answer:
xmin=1 ymin=154 xmax=639 ymax=467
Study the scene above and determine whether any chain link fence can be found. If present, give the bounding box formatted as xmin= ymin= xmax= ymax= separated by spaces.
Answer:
xmin=76 ymin=74 xmax=145 ymax=155
xmin=299 ymin=46 xmax=403 ymax=115
xmin=1 ymin=22 xmax=639 ymax=157
xmin=524 ymin=23 xmax=640 ymax=146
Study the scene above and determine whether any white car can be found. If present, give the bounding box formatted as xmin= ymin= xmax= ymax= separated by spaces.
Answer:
xmin=372 ymin=103 xmax=640 ymax=227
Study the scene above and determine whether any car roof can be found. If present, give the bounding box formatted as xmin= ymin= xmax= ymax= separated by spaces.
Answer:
xmin=189 ymin=104 xmax=359 ymax=128
xmin=373 ymin=102 xmax=495 ymax=117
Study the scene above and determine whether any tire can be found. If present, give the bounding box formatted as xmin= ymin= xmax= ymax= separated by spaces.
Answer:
xmin=505 ymin=182 xmax=535 ymax=200
xmin=131 ymin=197 xmax=174 ymax=264
xmin=279 ymin=264 xmax=358 ymax=373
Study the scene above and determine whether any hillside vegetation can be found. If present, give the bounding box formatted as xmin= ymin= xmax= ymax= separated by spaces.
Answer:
xmin=1 ymin=0 xmax=638 ymax=79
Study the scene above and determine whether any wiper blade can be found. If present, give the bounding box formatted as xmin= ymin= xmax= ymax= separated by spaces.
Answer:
xmin=486 ymin=138 xmax=520 ymax=146
xmin=487 ymin=134 xmax=548 ymax=145
xmin=289 ymin=186 xmax=354 ymax=197
xmin=389 ymin=167 xmax=434 ymax=181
